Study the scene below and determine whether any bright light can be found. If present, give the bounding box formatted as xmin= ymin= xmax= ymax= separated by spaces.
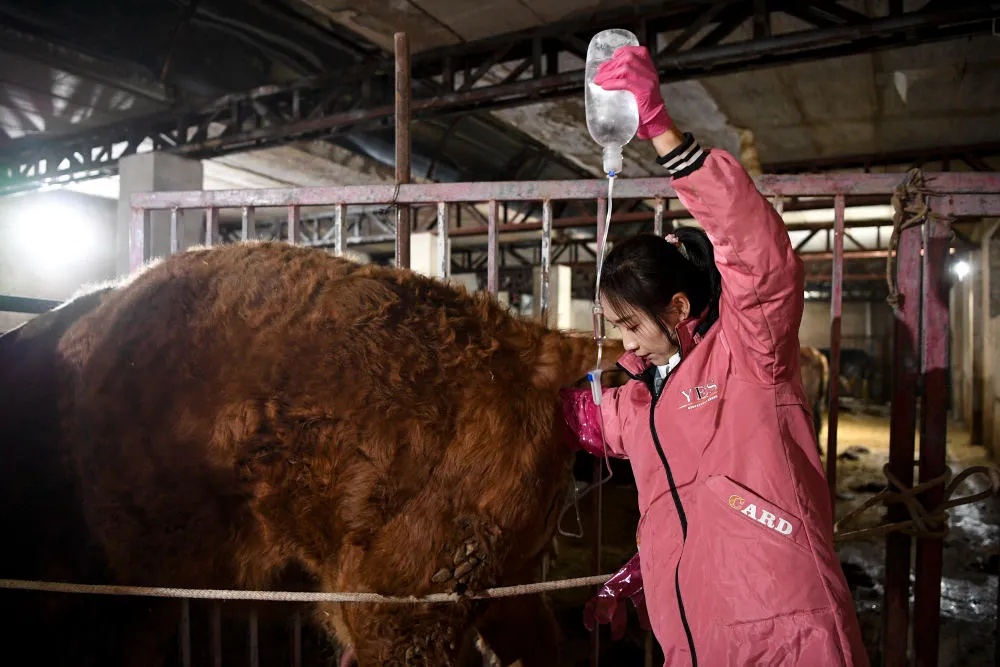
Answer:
xmin=953 ymin=260 xmax=970 ymax=281
xmin=7 ymin=201 xmax=103 ymax=275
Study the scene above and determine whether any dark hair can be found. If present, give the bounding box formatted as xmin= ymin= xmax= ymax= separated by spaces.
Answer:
xmin=599 ymin=228 xmax=722 ymax=339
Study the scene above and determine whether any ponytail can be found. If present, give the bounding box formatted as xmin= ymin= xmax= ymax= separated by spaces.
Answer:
xmin=671 ymin=227 xmax=722 ymax=337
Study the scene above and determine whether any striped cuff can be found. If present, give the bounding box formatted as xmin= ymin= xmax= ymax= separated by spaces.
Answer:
xmin=655 ymin=132 xmax=707 ymax=177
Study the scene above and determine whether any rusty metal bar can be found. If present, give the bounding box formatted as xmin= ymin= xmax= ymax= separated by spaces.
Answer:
xmin=129 ymin=174 xmax=1000 ymax=209
xmin=913 ymin=198 xmax=952 ymax=667
xmin=826 ymin=195 xmax=844 ymax=505
xmin=179 ymin=599 xmax=191 ymax=667
xmin=539 ymin=200 xmax=552 ymax=325
xmin=292 ymin=610 xmax=302 ymax=667
xmin=205 ymin=207 xmax=219 ymax=247
xmin=591 ymin=446 xmax=603 ymax=667
xmin=439 ymin=212 xmax=894 ymax=238
xmin=288 ymin=205 xmax=301 ymax=244
xmin=437 ymin=202 xmax=449 ymax=280
xmin=487 ymin=200 xmax=499 ymax=294
xmin=589 ymin=464 xmax=604 ymax=667
xmin=802 ymin=249 xmax=888 ymax=262
xmin=653 ymin=197 xmax=664 ymax=236
xmin=129 ymin=207 xmax=149 ymax=271
xmin=211 ymin=601 xmax=222 ymax=667
xmin=242 ymin=206 xmax=255 ymax=241
xmin=333 ymin=204 xmax=345 ymax=256
xmin=882 ymin=208 xmax=923 ymax=667
xmin=395 ymin=32 xmax=411 ymax=269
xmin=249 ymin=608 xmax=259 ymax=667
xmin=170 ymin=208 xmax=183 ymax=253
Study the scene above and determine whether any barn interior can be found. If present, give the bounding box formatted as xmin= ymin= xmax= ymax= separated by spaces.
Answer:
xmin=0 ymin=0 xmax=999 ymax=665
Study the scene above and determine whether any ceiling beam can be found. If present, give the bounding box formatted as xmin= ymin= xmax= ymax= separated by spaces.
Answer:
xmin=0 ymin=24 xmax=173 ymax=104
xmin=1 ymin=0 xmax=997 ymax=194
xmin=764 ymin=141 xmax=1000 ymax=173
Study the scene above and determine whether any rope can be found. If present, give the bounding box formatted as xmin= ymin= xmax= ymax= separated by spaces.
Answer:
xmin=834 ymin=463 xmax=1000 ymax=542
xmin=7 ymin=463 xmax=996 ymax=600
xmin=0 ymin=572 xmax=614 ymax=605
xmin=885 ymin=168 xmax=955 ymax=314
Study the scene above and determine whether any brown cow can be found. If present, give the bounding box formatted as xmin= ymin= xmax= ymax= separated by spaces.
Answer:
xmin=5 ymin=241 xmax=619 ymax=666
xmin=0 ymin=287 xmax=120 ymax=667
xmin=799 ymin=345 xmax=830 ymax=452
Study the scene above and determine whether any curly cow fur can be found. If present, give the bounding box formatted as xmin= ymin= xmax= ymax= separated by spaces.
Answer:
xmin=1 ymin=241 xmax=619 ymax=666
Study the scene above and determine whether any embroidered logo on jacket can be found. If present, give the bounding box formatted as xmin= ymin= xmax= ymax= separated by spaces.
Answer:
xmin=708 ymin=475 xmax=806 ymax=549
xmin=728 ymin=495 xmax=795 ymax=536
xmin=679 ymin=380 xmax=718 ymax=410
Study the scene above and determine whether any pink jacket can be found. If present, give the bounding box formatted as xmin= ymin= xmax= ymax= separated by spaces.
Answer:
xmin=594 ymin=150 xmax=869 ymax=665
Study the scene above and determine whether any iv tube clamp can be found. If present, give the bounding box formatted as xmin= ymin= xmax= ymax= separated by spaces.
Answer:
xmin=588 ymin=302 xmax=606 ymax=405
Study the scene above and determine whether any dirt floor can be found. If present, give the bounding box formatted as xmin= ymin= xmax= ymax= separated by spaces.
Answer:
xmin=546 ymin=407 xmax=1000 ymax=666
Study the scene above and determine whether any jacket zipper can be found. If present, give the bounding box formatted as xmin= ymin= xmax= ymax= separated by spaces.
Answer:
xmin=648 ymin=346 xmax=698 ymax=666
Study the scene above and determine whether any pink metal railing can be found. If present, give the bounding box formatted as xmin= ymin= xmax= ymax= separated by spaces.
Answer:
xmin=130 ymin=171 xmax=1000 ymax=666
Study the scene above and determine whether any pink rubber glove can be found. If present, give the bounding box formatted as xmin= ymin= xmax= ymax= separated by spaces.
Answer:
xmin=560 ymin=387 xmax=607 ymax=458
xmin=583 ymin=553 xmax=651 ymax=641
xmin=593 ymin=45 xmax=673 ymax=141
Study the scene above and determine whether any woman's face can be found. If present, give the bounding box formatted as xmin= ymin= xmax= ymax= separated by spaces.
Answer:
xmin=601 ymin=293 xmax=690 ymax=366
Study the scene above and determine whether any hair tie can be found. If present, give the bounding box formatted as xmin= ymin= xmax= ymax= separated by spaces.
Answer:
xmin=664 ymin=233 xmax=689 ymax=261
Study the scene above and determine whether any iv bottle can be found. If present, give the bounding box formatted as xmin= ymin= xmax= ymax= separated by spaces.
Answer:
xmin=585 ymin=28 xmax=641 ymax=176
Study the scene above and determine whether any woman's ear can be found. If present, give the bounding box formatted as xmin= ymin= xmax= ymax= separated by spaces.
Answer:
xmin=671 ymin=292 xmax=692 ymax=321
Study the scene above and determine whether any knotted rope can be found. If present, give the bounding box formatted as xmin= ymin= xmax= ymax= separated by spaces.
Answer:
xmin=885 ymin=168 xmax=955 ymax=314
xmin=834 ymin=463 xmax=1000 ymax=542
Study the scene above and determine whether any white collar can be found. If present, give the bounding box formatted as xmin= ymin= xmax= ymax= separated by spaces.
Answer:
xmin=656 ymin=352 xmax=681 ymax=377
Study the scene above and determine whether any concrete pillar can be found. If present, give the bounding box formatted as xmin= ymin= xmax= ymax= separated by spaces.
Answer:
xmin=532 ymin=264 xmax=572 ymax=330
xmin=117 ymin=152 xmax=203 ymax=276
xmin=409 ymin=231 xmax=452 ymax=280
xmin=960 ymin=266 xmax=976 ymax=429
xmin=449 ymin=273 xmax=479 ymax=293
xmin=980 ymin=221 xmax=1000 ymax=456
xmin=970 ymin=251 xmax=984 ymax=445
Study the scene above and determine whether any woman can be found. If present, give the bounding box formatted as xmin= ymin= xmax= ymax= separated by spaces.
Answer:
xmin=561 ymin=44 xmax=869 ymax=665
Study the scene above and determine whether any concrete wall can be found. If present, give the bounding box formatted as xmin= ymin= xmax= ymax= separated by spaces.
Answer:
xmin=798 ymin=300 xmax=892 ymax=352
xmin=989 ymin=313 xmax=1000 ymax=457
xmin=950 ymin=222 xmax=1000 ymax=456
xmin=0 ymin=190 xmax=117 ymax=332
xmin=116 ymin=153 xmax=204 ymax=275
xmin=983 ymin=226 xmax=1000 ymax=456
xmin=950 ymin=260 xmax=978 ymax=429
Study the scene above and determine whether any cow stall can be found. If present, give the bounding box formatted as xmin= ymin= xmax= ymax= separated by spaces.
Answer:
xmin=1 ymin=32 xmax=1000 ymax=667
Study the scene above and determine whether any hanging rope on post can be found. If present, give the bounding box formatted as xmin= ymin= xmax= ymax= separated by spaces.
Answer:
xmin=885 ymin=168 xmax=956 ymax=314
xmin=834 ymin=463 xmax=1000 ymax=543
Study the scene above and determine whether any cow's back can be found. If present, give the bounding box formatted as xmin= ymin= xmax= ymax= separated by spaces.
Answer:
xmin=53 ymin=242 xmax=585 ymax=665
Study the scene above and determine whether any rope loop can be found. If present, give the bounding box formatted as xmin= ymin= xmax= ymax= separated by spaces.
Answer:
xmin=835 ymin=463 xmax=1000 ymax=542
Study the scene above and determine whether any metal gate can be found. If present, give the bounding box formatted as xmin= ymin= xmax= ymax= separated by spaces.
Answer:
xmin=129 ymin=166 xmax=1000 ymax=666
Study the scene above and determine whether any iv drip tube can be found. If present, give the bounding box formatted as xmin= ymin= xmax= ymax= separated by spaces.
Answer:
xmin=558 ymin=172 xmax=617 ymax=539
